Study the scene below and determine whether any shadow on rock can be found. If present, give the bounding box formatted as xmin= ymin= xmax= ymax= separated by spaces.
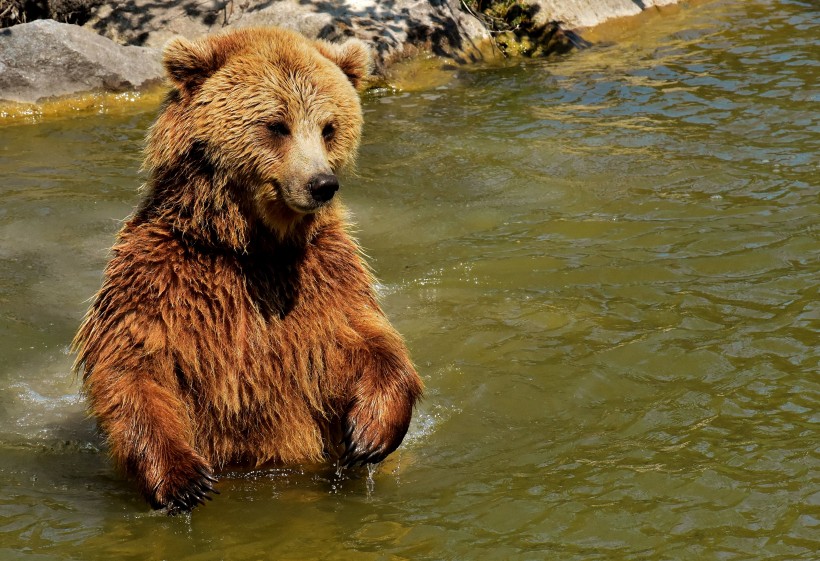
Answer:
xmin=0 ymin=0 xmax=105 ymax=28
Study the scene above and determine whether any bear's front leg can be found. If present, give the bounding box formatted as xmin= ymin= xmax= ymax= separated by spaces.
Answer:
xmin=341 ymin=323 xmax=423 ymax=466
xmin=85 ymin=366 xmax=218 ymax=512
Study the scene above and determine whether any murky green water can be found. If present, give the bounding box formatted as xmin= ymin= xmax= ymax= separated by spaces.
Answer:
xmin=1 ymin=1 xmax=818 ymax=559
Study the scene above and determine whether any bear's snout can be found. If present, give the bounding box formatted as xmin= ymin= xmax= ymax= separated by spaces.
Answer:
xmin=308 ymin=173 xmax=339 ymax=204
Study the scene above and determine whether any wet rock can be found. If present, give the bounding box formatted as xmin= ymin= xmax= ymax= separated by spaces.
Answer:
xmin=0 ymin=19 xmax=162 ymax=104
xmin=464 ymin=0 xmax=682 ymax=58
xmin=464 ymin=1 xmax=591 ymax=58
xmin=527 ymin=0 xmax=682 ymax=29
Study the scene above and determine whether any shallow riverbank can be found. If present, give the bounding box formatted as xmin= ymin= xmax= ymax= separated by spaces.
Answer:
xmin=0 ymin=0 xmax=690 ymax=111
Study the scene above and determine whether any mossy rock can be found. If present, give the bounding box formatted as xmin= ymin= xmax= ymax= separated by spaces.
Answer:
xmin=465 ymin=0 xmax=590 ymax=58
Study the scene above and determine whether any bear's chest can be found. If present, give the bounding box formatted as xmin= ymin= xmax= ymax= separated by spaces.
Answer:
xmin=170 ymin=247 xmax=352 ymax=410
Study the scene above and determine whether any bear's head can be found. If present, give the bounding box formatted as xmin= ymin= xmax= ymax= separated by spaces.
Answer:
xmin=144 ymin=27 xmax=372 ymax=244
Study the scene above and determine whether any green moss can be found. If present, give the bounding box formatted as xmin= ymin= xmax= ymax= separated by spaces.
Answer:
xmin=462 ymin=0 xmax=591 ymax=58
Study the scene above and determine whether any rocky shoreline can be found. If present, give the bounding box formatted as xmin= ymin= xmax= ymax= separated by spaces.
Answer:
xmin=0 ymin=0 xmax=683 ymax=105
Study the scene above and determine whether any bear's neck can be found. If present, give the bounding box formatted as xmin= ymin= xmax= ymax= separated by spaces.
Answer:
xmin=137 ymin=164 xmax=330 ymax=253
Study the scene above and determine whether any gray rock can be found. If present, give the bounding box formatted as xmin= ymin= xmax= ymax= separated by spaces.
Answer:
xmin=0 ymin=18 xmax=162 ymax=104
xmin=83 ymin=0 xmax=491 ymax=75
xmin=528 ymin=0 xmax=681 ymax=29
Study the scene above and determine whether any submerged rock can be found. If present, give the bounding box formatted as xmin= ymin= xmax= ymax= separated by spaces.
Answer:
xmin=0 ymin=19 xmax=162 ymax=104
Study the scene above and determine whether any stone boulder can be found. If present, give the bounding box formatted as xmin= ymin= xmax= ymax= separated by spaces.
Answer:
xmin=82 ymin=0 xmax=490 ymax=75
xmin=528 ymin=0 xmax=681 ymax=28
xmin=0 ymin=19 xmax=162 ymax=104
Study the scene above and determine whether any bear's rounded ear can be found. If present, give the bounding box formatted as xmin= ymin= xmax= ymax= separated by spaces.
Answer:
xmin=314 ymin=38 xmax=373 ymax=91
xmin=163 ymin=35 xmax=235 ymax=93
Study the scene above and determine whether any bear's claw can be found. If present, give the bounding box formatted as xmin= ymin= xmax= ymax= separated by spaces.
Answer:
xmin=164 ymin=465 xmax=220 ymax=514
xmin=340 ymin=418 xmax=391 ymax=467
xmin=340 ymin=389 xmax=414 ymax=468
xmin=342 ymin=422 xmax=355 ymax=444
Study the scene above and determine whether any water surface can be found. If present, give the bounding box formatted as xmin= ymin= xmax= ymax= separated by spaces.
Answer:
xmin=0 ymin=1 xmax=818 ymax=559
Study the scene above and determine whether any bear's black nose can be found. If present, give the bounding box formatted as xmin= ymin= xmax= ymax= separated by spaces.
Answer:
xmin=309 ymin=174 xmax=339 ymax=203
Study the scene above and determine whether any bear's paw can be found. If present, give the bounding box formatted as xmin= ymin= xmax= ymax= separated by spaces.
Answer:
xmin=150 ymin=456 xmax=219 ymax=514
xmin=340 ymin=393 xmax=413 ymax=467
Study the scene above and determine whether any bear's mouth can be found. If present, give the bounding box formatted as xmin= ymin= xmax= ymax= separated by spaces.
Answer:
xmin=273 ymin=176 xmax=338 ymax=215
xmin=259 ymin=179 xmax=328 ymax=219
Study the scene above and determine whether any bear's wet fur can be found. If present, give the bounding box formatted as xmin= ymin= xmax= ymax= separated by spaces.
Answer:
xmin=73 ymin=27 xmax=423 ymax=513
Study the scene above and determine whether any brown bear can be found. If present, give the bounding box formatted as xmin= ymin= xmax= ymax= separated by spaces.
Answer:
xmin=72 ymin=27 xmax=423 ymax=513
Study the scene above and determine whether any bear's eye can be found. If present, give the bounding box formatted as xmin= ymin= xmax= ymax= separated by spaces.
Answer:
xmin=267 ymin=122 xmax=291 ymax=138
xmin=322 ymin=123 xmax=336 ymax=142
